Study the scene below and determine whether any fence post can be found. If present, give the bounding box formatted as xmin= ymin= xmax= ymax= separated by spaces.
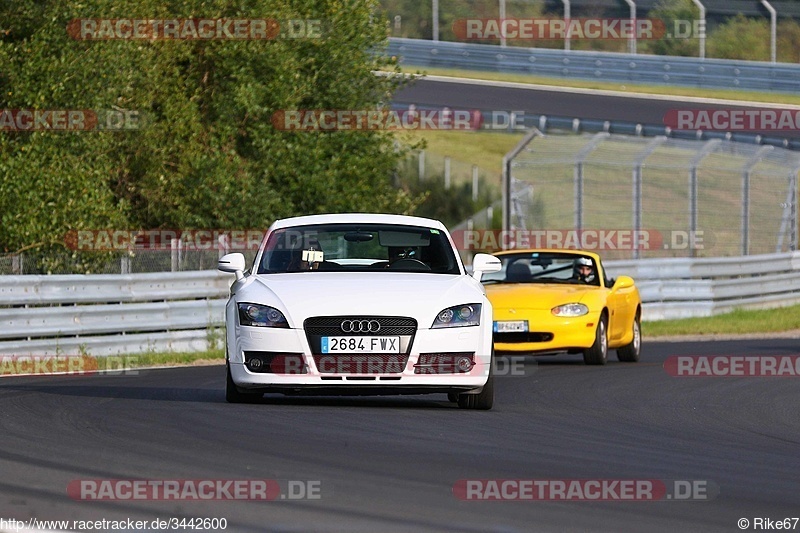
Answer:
xmin=472 ymin=165 xmax=479 ymax=202
xmin=688 ymin=140 xmax=721 ymax=258
xmin=573 ymin=132 xmax=610 ymax=231
xmin=432 ymin=0 xmax=439 ymax=41
xmin=171 ymin=238 xmax=179 ymax=272
xmin=741 ymin=146 xmax=773 ymax=255
xmin=502 ymin=129 xmax=543 ymax=235
xmin=632 ymin=137 xmax=667 ymax=259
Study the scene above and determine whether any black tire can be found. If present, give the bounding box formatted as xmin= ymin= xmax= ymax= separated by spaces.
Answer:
xmin=226 ymin=363 xmax=262 ymax=403
xmin=457 ymin=353 xmax=494 ymax=410
xmin=447 ymin=392 xmax=459 ymax=403
xmin=617 ymin=314 xmax=641 ymax=362
xmin=583 ymin=314 xmax=608 ymax=365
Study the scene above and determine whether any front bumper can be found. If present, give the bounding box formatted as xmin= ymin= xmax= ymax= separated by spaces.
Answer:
xmin=493 ymin=309 xmax=600 ymax=354
xmin=227 ymin=325 xmax=493 ymax=393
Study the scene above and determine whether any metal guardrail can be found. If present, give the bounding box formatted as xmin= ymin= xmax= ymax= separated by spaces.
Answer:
xmin=0 ymin=271 xmax=230 ymax=357
xmin=1 ymin=252 xmax=798 ymax=356
xmin=388 ymin=37 xmax=800 ymax=93
xmin=605 ymin=251 xmax=800 ymax=320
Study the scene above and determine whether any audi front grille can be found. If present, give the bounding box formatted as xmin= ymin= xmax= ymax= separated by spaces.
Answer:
xmin=303 ymin=316 xmax=417 ymax=356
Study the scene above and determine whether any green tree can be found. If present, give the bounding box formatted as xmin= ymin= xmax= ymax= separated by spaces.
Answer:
xmin=706 ymin=15 xmax=800 ymax=62
xmin=640 ymin=0 xmax=700 ymax=57
xmin=1 ymin=0 xmax=418 ymax=272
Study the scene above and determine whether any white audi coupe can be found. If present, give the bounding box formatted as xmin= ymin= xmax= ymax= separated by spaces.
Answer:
xmin=218 ymin=213 xmax=501 ymax=409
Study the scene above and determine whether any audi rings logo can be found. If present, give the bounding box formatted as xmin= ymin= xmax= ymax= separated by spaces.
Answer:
xmin=341 ymin=320 xmax=381 ymax=333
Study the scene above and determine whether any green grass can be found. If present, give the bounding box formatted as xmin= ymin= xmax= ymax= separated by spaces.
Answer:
xmin=395 ymin=66 xmax=800 ymax=106
xmin=400 ymin=129 xmax=525 ymax=185
xmin=121 ymin=349 xmax=225 ymax=368
xmin=643 ymin=304 xmax=800 ymax=337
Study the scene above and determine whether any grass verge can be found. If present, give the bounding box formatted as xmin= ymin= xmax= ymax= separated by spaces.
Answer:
xmin=399 ymin=129 xmax=524 ymax=184
xmin=643 ymin=304 xmax=800 ymax=337
xmin=122 ymin=349 xmax=225 ymax=368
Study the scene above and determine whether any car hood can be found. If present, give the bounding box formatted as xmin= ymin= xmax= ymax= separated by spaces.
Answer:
xmin=237 ymin=272 xmax=483 ymax=327
xmin=484 ymin=282 xmax=601 ymax=310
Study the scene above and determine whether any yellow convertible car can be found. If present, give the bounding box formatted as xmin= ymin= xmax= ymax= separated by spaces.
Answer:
xmin=482 ymin=249 xmax=641 ymax=365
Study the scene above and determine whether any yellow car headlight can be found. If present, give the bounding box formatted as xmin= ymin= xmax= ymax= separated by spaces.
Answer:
xmin=551 ymin=303 xmax=589 ymax=317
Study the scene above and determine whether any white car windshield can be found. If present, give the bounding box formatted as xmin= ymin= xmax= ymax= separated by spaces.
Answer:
xmin=257 ymin=223 xmax=461 ymax=275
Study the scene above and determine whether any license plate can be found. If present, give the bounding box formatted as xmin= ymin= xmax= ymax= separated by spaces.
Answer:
xmin=494 ymin=321 xmax=528 ymax=333
xmin=321 ymin=336 xmax=400 ymax=353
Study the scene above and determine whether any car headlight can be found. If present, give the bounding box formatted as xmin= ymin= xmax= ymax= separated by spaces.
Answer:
xmin=551 ymin=303 xmax=589 ymax=317
xmin=432 ymin=304 xmax=481 ymax=328
xmin=238 ymin=303 xmax=289 ymax=328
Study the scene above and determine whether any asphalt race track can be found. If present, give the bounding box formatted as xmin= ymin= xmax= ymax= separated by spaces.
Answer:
xmin=394 ymin=78 xmax=800 ymax=141
xmin=1 ymin=338 xmax=798 ymax=532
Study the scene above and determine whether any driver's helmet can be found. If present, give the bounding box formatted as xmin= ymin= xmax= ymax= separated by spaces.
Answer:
xmin=573 ymin=256 xmax=596 ymax=283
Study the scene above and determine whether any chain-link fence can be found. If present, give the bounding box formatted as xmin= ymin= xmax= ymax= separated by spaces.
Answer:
xmin=506 ymin=130 xmax=800 ymax=260
xmin=0 ymin=247 xmax=260 ymax=276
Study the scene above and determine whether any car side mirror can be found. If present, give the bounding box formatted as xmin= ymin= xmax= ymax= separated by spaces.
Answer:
xmin=613 ymin=275 xmax=634 ymax=290
xmin=471 ymin=253 xmax=502 ymax=281
xmin=218 ymin=253 xmax=246 ymax=281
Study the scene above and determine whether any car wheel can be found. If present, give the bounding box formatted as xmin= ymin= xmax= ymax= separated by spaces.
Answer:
xmin=447 ymin=392 xmax=459 ymax=403
xmin=457 ymin=351 xmax=494 ymax=410
xmin=226 ymin=363 xmax=262 ymax=403
xmin=583 ymin=314 xmax=608 ymax=365
xmin=617 ymin=314 xmax=641 ymax=362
